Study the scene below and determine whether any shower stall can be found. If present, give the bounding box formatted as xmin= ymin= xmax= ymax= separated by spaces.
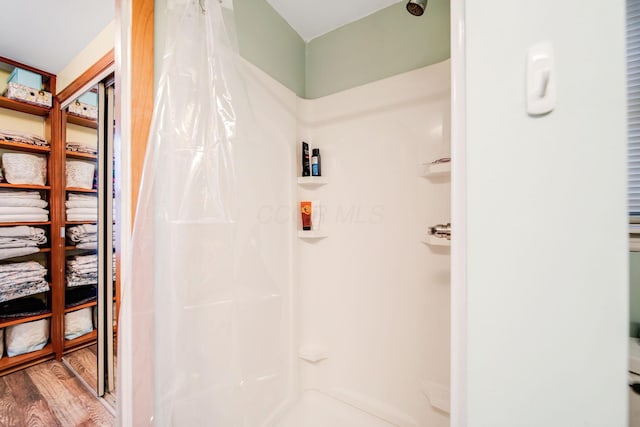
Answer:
xmin=120 ymin=1 xmax=451 ymax=426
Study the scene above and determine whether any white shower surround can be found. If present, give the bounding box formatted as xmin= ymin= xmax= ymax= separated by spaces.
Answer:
xmin=289 ymin=60 xmax=451 ymax=427
xmin=239 ymin=54 xmax=452 ymax=426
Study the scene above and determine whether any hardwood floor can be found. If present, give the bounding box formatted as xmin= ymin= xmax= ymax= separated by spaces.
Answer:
xmin=64 ymin=345 xmax=98 ymax=391
xmin=0 ymin=357 xmax=114 ymax=426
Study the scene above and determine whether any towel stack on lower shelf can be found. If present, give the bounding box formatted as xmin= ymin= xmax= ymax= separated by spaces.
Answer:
xmin=0 ymin=190 xmax=48 ymax=222
xmin=65 ymin=142 xmax=96 ymax=155
xmin=0 ymin=226 xmax=47 ymax=260
xmin=0 ymin=129 xmax=48 ymax=147
xmin=0 ymin=296 xmax=48 ymax=320
xmin=0 ymin=260 xmax=48 ymax=303
xmin=66 ymin=193 xmax=97 ymax=222
xmin=67 ymin=224 xmax=96 ymax=249
xmin=66 ymin=254 xmax=97 ymax=287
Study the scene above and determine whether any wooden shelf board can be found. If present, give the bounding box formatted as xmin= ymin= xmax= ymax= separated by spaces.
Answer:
xmin=65 ymin=187 xmax=96 ymax=193
xmin=65 ymin=245 xmax=96 ymax=251
xmin=66 ymin=113 xmax=98 ymax=129
xmin=63 ymin=330 xmax=97 ymax=351
xmin=65 ymin=221 xmax=96 ymax=225
xmin=0 ymin=221 xmax=51 ymax=227
xmin=0 ymin=183 xmax=50 ymax=190
xmin=0 ymin=312 xmax=52 ymax=329
xmin=0 ymin=343 xmax=54 ymax=373
xmin=0 ymin=96 xmax=50 ymax=116
xmin=65 ymin=150 xmax=96 ymax=160
xmin=0 ymin=140 xmax=50 ymax=153
xmin=64 ymin=300 xmax=97 ymax=313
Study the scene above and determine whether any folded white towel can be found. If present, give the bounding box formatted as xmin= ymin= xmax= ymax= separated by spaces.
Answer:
xmin=0 ymin=215 xmax=48 ymax=222
xmin=75 ymin=242 xmax=97 ymax=250
xmin=68 ymin=193 xmax=97 ymax=202
xmin=0 ymin=190 xmax=42 ymax=199
xmin=0 ymin=238 xmax=39 ymax=248
xmin=65 ymin=200 xmax=97 ymax=209
xmin=0 ymin=247 xmax=39 ymax=261
xmin=0 ymin=260 xmax=45 ymax=273
xmin=66 ymin=208 xmax=97 ymax=215
xmin=66 ymin=214 xmax=97 ymax=222
xmin=0 ymin=207 xmax=49 ymax=215
xmin=0 ymin=198 xmax=48 ymax=208
xmin=0 ymin=226 xmax=45 ymax=239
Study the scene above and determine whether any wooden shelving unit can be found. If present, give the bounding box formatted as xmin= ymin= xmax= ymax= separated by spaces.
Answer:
xmin=65 ymin=151 xmax=96 ymax=160
xmin=0 ymin=96 xmax=50 ymax=116
xmin=0 ymin=54 xmax=118 ymax=380
xmin=0 ymin=139 xmax=51 ymax=153
xmin=0 ymin=183 xmax=51 ymax=190
xmin=64 ymin=300 xmax=97 ymax=313
xmin=0 ymin=343 xmax=55 ymax=375
xmin=0 ymin=55 xmax=58 ymax=374
xmin=0 ymin=312 xmax=52 ymax=329
xmin=64 ymin=330 xmax=97 ymax=352
xmin=66 ymin=113 xmax=97 ymax=129
xmin=65 ymin=187 xmax=97 ymax=193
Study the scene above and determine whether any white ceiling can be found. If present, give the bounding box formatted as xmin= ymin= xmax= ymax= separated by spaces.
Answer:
xmin=266 ymin=0 xmax=404 ymax=41
xmin=0 ymin=0 xmax=400 ymax=73
xmin=1 ymin=1 xmax=114 ymax=74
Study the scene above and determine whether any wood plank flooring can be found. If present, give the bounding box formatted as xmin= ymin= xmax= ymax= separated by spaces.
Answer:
xmin=64 ymin=345 xmax=98 ymax=391
xmin=0 ymin=357 xmax=114 ymax=426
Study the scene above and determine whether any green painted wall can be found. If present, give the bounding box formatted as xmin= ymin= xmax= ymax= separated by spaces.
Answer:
xmin=304 ymin=0 xmax=450 ymax=99
xmin=233 ymin=0 xmax=306 ymax=97
xmin=631 ymin=252 xmax=640 ymax=336
xmin=156 ymin=1 xmax=450 ymax=99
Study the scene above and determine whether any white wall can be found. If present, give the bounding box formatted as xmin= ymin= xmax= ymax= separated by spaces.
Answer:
xmin=296 ymin=61 xmax=451 ymax=427
xmin=461 ymin=0 xmax=628 ymax=425
xmin=57 ymin=21 xmax=115 ymax=93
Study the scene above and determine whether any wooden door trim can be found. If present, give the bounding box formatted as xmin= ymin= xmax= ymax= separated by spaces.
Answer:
xmin=57 ymin=50 xmax=115 ymax=105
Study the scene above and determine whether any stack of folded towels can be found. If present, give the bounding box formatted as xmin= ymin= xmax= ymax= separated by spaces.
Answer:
xmin=0 ymin=226 xmax=47 ymax=260
xmin=0 ymin=260 xmax=48 ymax=303
xmin=66 ymin=193 xmax=97 ymax=222
xmin=0 ymin=129 xmax=48 ymax=147
xmin=65 ymin=142 xmax=96 ymax=155
xmin=67 ymin=224 xmax=96 ymax=249
xmin=66 ymin=254 xmax=97 ymax=287
xmin=0 ymin=190 xmax=48 ymax=222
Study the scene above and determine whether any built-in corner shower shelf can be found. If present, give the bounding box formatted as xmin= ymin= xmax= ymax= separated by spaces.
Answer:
xmin=298 ymin=230 xmax=328 ymax=239
xmin=422 ymin=235 xmax=451 ymax=247
xmin=419 ymin=161 xmax=451 ymax=177
xmin=297 ymin=176 xmax=328 ymax=186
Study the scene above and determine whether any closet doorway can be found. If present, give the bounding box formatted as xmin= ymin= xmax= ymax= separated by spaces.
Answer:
xmin=58 ymin=60 xmax=119 ymax=401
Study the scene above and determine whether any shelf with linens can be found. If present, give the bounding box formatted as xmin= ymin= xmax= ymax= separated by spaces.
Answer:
xmin=61 ymin=100 xmax=99 ymax=352
xmin=0 ymin=56 xmax=59 ymax=374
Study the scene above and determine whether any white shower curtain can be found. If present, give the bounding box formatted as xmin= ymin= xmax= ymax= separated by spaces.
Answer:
xmin=119 ymin=1 xmax=293 ymax=425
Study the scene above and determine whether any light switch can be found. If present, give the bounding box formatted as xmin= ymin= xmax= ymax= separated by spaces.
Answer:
xmin=527 ymin=42 xmax=556 ymax=116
